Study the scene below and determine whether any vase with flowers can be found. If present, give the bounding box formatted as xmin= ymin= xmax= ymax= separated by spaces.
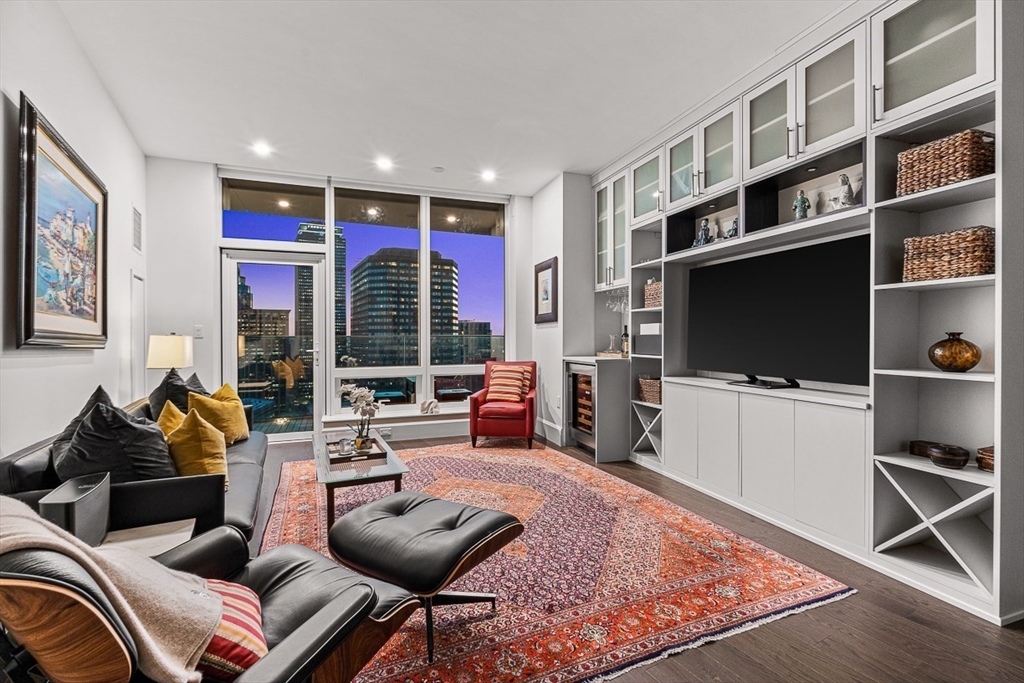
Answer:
xmin=338 ymin=383 xmax=384 ymax=451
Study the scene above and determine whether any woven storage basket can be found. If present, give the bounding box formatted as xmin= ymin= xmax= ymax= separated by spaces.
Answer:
xmin=638 ymin=378 xmax=662 ymax=404
xmin=644 ymin=281 xmax=663 ymax=308
xmin=896 ymin=129 xmax=995 ymax=197
xmin=903 ymin=226 xmax=995 ymax=282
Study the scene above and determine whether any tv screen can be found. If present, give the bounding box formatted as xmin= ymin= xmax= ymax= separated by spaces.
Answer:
xmin=687 ymin=234 xmax=870 ymax=386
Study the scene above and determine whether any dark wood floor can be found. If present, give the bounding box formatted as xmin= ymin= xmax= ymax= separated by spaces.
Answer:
xmin=258 ymin=436 xmax=1024 ymax=683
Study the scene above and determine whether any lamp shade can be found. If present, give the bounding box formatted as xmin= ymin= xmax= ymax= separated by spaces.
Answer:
xmin=146 ymin=334 xmax=194 ymax=369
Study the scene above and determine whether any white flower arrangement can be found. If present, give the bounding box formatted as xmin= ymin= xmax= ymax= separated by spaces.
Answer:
xmin=337 ymin=383 xmax=384 ymax=443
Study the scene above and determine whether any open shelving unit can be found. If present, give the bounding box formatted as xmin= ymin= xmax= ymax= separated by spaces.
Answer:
xmin=628 ymin=216 xmax=664 ymax=464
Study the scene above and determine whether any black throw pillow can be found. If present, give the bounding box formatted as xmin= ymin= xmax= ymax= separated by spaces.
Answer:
xmin=185 ymin=372 xmax=210 ymax=396
xmin=148 ymin=368 xmax=194 ymax=417
xmin=51 ymin=385 xmax=113 ymax=466
xmin=54 ymin=404 xmax=178 ymax=484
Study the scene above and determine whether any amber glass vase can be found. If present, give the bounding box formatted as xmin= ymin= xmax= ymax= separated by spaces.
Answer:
xmin=927 ymin=332 xmax=981 ymax=372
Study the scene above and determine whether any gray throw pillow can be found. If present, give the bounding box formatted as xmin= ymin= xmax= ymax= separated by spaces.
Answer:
xmin=51 ymin=385 xmax=113 ymax=467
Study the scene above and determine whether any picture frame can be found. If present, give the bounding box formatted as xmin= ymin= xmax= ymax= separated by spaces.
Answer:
xmin=534 ymin=257 xmax=558 ymax=324
xmin=18 ymin=92 xmax=108 ymax=348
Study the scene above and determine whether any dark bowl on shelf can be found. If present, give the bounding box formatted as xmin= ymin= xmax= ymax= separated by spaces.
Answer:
xmin=927 ymin=444 xmax=970 ymax=470
xmin=977 ymin=445 xmax=995 ymax=473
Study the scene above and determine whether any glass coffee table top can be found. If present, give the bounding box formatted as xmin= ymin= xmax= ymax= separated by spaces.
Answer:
xmin=313 ymin=429 xmax=409 ymax=485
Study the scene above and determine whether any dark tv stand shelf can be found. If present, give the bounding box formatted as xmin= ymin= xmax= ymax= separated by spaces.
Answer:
xmin=729 ymin=375 xmax=800 ymax=390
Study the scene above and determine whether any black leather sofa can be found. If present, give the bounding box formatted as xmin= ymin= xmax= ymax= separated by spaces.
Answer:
xmin=0 ymin=397 xmax=268 ymax=539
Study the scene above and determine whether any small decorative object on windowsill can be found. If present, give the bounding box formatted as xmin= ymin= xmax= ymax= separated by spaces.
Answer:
xmin=793 ymin=189 xmax=811 ymax=220
xmin=644 ymin=278 xmax=662 ymax=308
xmin=976 ymin=445 xmax=994 ymax=473
xmin=337 ymin=383 xmax=384 ymax=451
xmin=927 ymin=332 xmax=981 ymax=372
xmin=927 ymin=444 xmax=970 ymax=470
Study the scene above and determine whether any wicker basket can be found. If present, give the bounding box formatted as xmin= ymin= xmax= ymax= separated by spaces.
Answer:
xmin=638 ymin=378 xmax=662 ymax=404
xmin=903 ymin=226 xmax=995 ymax=282
xmin=896 ymin=129 xmax=995 ymax=197
xmin=644 ymin=281 xmax=663 ymax=308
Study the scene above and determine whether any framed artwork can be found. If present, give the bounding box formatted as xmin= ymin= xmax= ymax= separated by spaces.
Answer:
xmin=18 ymin=92 xmax=108 ymax=348
xmin=534 ymin=257 xmax=558 ymax=324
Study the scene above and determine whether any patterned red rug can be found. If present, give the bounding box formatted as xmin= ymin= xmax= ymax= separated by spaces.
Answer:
xmin=261 ymin=441 xmax=854 ymax=682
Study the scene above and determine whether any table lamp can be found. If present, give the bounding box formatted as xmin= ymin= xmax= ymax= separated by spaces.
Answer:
xmin=146 ymin=333 xmax=194 ymax=373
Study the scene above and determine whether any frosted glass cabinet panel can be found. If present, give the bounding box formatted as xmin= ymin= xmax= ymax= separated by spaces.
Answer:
xmin=595 ymin=173 xmax=628 ymax=290
xmin=699 ymin=101 xmax=741 ymax=196
xmin=666 ymin=128 xmax=697 ymax=211
xmin=871 ymin=0 xmax=994 ymax=125
xmin=744 ymin=24 xmax=865 ymax=178
xmin=630 ymin=149 xmax=663 ymax=226
xmin=596 ymin=185 xmax=609 ymax=289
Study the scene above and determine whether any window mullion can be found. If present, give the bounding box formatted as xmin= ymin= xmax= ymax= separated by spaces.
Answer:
xmin=420 ymin=195 xmax=432 ymax=397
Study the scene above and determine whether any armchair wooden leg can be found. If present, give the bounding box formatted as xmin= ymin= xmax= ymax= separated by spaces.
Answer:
xmin=471 ymin=436 xmax=477 ymax=447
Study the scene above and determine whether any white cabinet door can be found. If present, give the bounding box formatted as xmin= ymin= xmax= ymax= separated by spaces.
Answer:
xmin=743 ymin=68 xmax=797 ymax=179
xmin=630 ymin=149 xmax=663 ymax=226
xmin=697 ymin=388 xmax=739 ymax=494
xmin=664 ymin=126 xmax=699 ymax=211
xmin=662 ymin=382 xmax=698 ymax=478
xmin=699 ymin=100 xmax=742 ymax=196
xmin=595 ymin=183 xmax=610 ymax=290
xmin=795 ymin=402 xmax=866 ymax=546
xmin=740 ymin=394 xmax=795 ymax=516
xmin=797 ymin=23 xmax=866 ymax=157
xmin=610 ymin=174 xmax=628 ymax=285
xmin=870 ymin=0 xmax=995 ymax=126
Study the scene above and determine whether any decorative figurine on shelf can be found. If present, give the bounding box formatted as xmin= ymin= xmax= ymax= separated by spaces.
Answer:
xmin=726 ymin=217 xmax=739 ymax=239
xmin=838 ymin=173 xmax=856 ymax=207
xmin=692 ymin=218 xmax=713 ymax=247
xmin=793 ymin=189 xmax=811 ymax=220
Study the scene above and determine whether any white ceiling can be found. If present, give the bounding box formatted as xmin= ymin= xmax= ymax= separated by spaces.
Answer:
xmin=58 ymin=0 xmax=849 ymax=198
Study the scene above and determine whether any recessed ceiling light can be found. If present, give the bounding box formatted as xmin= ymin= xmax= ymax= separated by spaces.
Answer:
xmin=251 ymin=140 xmax=272 ymax=157
xmin=708 ymin=204 xmax=716 ymax=209
xmin=446 ymin=215 xmax=458 ymax=223
xmin=481 ymin=169 xmax=496 ymax=182
xmin=807 ymin=166 xmax=818 ymax=172
xmin=375 ymin=157 xmax=393 ymax=171
xmin=277 ymin=200 xmax=290 ymax=208
xmin=367 ymin=207 xmax=379 ymax=217
xmin=432 ymin=166 xmax=446 ymax=173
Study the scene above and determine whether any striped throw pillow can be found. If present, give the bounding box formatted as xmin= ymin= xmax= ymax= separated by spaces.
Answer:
xmin=197 ymin=579 xmax=268 ymax=682
xmin=486 ymin=365 xmax=526 ymax=403
xmin=515 ymin=365 xmax=533 ymax=398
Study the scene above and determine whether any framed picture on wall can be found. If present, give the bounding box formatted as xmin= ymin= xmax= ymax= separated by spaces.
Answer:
xmin=18 ymin=92 xmax=108 ymax=348
xmin=534 ymin=257 xmax=558 ymax=324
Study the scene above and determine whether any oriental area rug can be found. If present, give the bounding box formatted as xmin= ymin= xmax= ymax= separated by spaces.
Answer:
xmin=261 ymin=441 xmax=854 ymax=682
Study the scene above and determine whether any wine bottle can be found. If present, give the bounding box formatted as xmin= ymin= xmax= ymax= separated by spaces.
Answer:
xmin=621 ymin=325 xmax=629 ymax=355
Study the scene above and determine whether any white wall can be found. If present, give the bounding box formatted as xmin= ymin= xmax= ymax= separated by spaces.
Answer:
xmin=0 ymin=0 xmax=147 ymax=455
xmin=144 ymin=158 xmax=221 ymax=389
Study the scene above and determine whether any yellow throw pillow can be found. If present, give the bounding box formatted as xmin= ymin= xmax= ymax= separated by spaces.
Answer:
xmin=166 ymin=409 xmax=229 ymax=489
xmin=189 ymin=384 xmax=250 ymax=445
xmin=486 ymin=365 xmax=526 ymax=403
xmin=284 ymin=355 xmax=305 ymax=382
xmin=157 ymin=401 xmax=187 ymax=437
xmin=271 ymin=360 xmax=295 ymax=389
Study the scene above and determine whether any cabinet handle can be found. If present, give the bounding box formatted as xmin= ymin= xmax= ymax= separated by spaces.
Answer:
xmin=692 ymin=172 xmax=699 ymax=198
xmin=786 ymin=127 xmax=795 ymax=158
xmin=796 ymin=123 xmax=805 ymax=154
xmin=656 ymin=190 xmax=663 ymax=212
xmin=872 ymin=86 xmax=882 ymax=123
xmin=696 ymin=170 xmax=703 ymax=196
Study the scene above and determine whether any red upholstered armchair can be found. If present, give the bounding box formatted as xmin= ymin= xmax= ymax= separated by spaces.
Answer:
xmin=469 ymin=360 xmax=537 ymax=449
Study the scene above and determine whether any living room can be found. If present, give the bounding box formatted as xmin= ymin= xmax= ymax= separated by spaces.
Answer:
xmin=0 ymin=1 xmax=1021 ymax=682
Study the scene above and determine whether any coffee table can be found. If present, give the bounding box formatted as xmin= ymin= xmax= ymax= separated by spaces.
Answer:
xmin=313 ymin=429 xmax=409 ymax=528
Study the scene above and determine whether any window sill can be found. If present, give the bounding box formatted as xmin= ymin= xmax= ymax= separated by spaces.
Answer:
xmin=322 ymin=405 xmax=469 ymax=430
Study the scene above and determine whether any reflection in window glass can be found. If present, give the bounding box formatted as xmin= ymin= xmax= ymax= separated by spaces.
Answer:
xmin=222 ymin=179 xmax=325 ymax=243
xmin=335 ymin=189 xmax=420 ymax=367
xmin=432 ymin=374 xmax=485 ymax=403
xmin=337 ymin=377 xmax=418 ymax=407
xmin=429 ymin=198 xmax=505 ymax=365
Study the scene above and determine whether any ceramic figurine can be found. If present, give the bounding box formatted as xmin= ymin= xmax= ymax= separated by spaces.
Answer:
xmin=726 ymin=217 xmax=739 ymax=239
xmin=693 ymin=218 xmax=713 ymax=247
xmin=839 ymin=174 xmax=856 ymax=207
xmin=793 ymin=189 xmax=811 ymax=220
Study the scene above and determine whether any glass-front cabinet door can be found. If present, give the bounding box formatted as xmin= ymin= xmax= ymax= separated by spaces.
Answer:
xmin=611 ymin=175 xmax=627 ymax=285
xmin=630 ymin=149 xmax=662 ymax=226
xmin=665 ymin=127 xmax=697 ymax=211
xmin=871 ymin=0 xmax=995 ymax=126
xmin=699 ymin=101 xmax=741 ymax=196
xmin=595 ymin=185 xmax=609 ymax=289
xmin=743 ymin=70 xmax=796 ymax=178
xmin=797 ymin=23 xmax=865 ymax=156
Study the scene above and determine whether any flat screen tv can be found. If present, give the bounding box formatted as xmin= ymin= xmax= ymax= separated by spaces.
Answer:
xmin=687 ymin=234 xmax=870 ymax=388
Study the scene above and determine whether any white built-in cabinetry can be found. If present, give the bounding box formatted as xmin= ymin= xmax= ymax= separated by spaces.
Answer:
xmin=595 ymin=173 xmax=628 ymax=290
xmin=593 ymin=0 xmax=1019 ymax=624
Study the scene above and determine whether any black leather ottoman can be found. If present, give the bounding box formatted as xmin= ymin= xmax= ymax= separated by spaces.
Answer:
xmin=328 ymin=491 xmax=524 ymax=662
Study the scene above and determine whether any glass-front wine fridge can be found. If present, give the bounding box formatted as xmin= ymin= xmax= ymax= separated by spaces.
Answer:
xmin=567 ymin=363 xmax=596 ymax=449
